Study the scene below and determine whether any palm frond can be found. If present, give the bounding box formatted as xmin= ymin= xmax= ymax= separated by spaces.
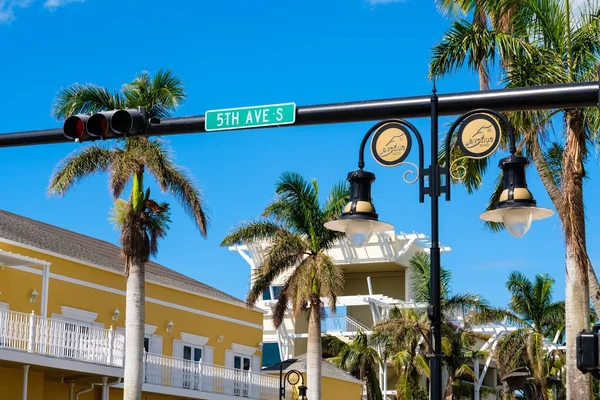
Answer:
xmin=135 ymin=138 xmax=208 ymax=236
xmin=270 ymin=172 xmax=321 ymax=246
xmin=48 ymin=145 xmax=115 ymax=196
xmin=221 ymin=220 xmax=284 ymax=246
xmin=456 ymin=364 xmax=478 ymax=385
xmin=52 ymin=84 xmax=124 ymax=120
xmin=314 ymin=253 xmax=344 ymax=314
xmin=246 ymin=232 xmax=307 ymax=306
xmin=429 ymin=19 xmax=535 ymax=81
xmin=122 ymin=69 xmax=186 ymax=119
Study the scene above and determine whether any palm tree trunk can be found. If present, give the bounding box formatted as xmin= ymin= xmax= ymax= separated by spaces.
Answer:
xmin=307 ymin=303 xmax=322 ymax=400
xmin=124 ymin=257 xmax=146 ymax=400
xmin=529 ymin=135 xmax=600 ymax=319
xmin=562 ymin=114 xmax=592 ymax=400
xmin=443 ymin=374 xmax=453 ymax=400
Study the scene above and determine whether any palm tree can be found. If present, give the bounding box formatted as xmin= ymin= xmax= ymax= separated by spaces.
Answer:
xmin=48 ymin=69 xmax=208 ymax=400
xmin=494 ymin=271 xmax=565 ymax=400
xmin=372 ymin=307 xmax=430 ymax=400
xmin=369 ymin=253 xmax=506 ymax=399
xmin=429 ymin=2 xmax=600 ymax=397
xmin=440 ymin=325 xmax=487 ymax=400
xmin=408 ymin=252 xmax=494 ymax=317
xmin=220 ymin=172 xmax=349 ymax=400
xmin=322 ymin=331 xmax=383 ymax=400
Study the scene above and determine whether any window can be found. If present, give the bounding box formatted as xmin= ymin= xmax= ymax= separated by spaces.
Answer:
xmin=262 ymin=285 xmax=283 ymax=300
xmin=182 ymin=344 xmax=203 ymax=390
xmin=144 ymin=337 xmax=150 ymax=353
xmin=183 ymin=345 xmax=202 ymax=362
xmin=234 ymin=355 xmax=251 ymax=397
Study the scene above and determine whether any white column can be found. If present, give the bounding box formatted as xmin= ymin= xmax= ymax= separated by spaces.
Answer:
xmin=22 ymin=365 xmax=30 ymax=400
xmin=474 ymin=358 xmax=480 ymax=400
xmin=68 ymin=383 xmax=75 ymax=400
xmin=383 ymin=361 xmax=388 ymax=399
xmin=101 ymin=376 xmax=108 ymax=400
xmin=41 ymin=265 xmax=50 ymax=317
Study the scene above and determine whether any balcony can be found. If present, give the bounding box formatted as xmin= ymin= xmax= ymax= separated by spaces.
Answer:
xmin=321 ymin=315 xmax=371 ymax=337
xmin=145 ymin=352 xmax=285 ymax=399
xmin=0 ymin=308 xmax=125 ymax=366
xmin=0 ymin=309 xmax=283 ymax=400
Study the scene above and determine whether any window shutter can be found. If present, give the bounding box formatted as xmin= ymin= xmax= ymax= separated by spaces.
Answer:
xmin=202 ymin=346 xmax=214 ymax=392
xmin=172 ymin=339 xmax=183 ymax=358
xmin=251 ymin=354 xmax=262 ymax=399
xmin=151 ymin=334 xmax=163 ymax=355
xmin=204 ymin=346 xmax=214 ymax=364
xmin=225 ymin=349 xmax=235 ymax=395
xmin=225 ymin=349 xmax=234 ymax=367
xmin=252 ymin=355 xmax=261 ymax=372
xmin=172 ymin=339 xmax=184 ymax=387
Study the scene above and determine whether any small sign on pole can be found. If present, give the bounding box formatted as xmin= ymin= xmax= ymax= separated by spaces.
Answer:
xmin=205 ymin=102 xmax=296 ymax=132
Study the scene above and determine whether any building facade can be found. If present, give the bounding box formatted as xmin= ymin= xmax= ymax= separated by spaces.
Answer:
xmin=231 ymin=230 xmax=505 ymax=400
xmin=0 ymin=210 xmax=283 ymax=400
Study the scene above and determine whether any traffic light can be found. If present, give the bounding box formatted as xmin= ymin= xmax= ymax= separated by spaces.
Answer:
xmin=63 ymin=114 xmax=90 ymax=141
xmin=577 ymin=323 xmax=600 ymax=379
xmin=62 ymin=107 xmax=147 ymax=141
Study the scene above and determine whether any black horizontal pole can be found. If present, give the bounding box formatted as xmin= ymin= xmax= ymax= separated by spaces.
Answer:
xmin=0 ymin=80 xmax=597 ymax=148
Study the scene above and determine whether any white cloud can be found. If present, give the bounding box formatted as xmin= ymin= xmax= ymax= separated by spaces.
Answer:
xmin=0 ymin=0 xmax=34 ymax=23
xmin=43 ymin=0 xmax=85 ymax=9
xmin=366 ymin=0 xmax=406 ymax=5
xmin=0 ymin=0 xmax=84 ymax=23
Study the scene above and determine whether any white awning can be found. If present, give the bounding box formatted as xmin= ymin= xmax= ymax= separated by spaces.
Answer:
xmin=0 ymin=249 xmax=50 ymax=267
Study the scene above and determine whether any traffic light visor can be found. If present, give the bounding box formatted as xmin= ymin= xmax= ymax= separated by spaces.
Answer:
xmin=87 ymin=114 xmax=110 ymax=137
xmin=111 ymin=110 xmax=133 ymax=135
xmin=63 ymin=115 xmax=89 ymax=140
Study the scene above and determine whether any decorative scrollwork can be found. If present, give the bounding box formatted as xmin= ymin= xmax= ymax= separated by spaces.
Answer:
xmin=449 ymin=156 xmax=470 ymax=181
xmin=397 ymin=161 xmax=420 ymax=184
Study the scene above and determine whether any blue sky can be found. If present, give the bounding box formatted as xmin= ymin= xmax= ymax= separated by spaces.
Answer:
xmin=0 ymin=0 xmax=598 ymax=307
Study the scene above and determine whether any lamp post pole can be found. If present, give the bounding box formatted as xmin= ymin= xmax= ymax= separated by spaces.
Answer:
xmin=428 ymin=87 xmax=443 ymax=400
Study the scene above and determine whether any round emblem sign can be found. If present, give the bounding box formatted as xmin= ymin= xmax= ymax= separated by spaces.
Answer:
xmin=370 ymin=122 xmax=412 ymax=167
xmin=457 ymin=113 xmax=501 ymax=158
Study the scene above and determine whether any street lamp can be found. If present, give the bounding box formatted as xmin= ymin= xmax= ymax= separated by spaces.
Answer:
xmin=324 ymin=90 xmax=554 ymax=400
xmin=279 ymin=365 xmax=307 ymax=400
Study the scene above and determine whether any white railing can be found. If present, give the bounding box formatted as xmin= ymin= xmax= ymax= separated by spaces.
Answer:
xmin=321 ymin=315 xmax=371 ymax=335
xmin=0 ymin=309 xmax=283 ymax=399
xmin=145 ymin=352 xmax=285 ymax=400
xmin=0 ymin=309 xmax=125 ymax=367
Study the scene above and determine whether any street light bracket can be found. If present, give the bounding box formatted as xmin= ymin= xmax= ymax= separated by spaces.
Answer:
xmin=442 ymin=108 xmax=517 ymax=201
xmin=357 ymin=118 xmax=425 ymax=200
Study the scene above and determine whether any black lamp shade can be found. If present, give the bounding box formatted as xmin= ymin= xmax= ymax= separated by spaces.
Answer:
xmin=324 ymin=169 xmax=394 ymax=246
xmin=480 ymin=155 xmax=553 ymax=237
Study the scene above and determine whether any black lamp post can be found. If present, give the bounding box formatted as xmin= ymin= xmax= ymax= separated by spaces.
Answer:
xmin=279 ymin=364 xmax=307 ymax=400
xmin=324 ymin=90 xmax=554 ymax=400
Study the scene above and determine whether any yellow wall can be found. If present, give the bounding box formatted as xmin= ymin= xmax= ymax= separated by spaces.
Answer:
xmin=322 ymin=376 xmax=362 ymax=400
xmin=0 ymin=241 xmax=263 ymax=367
xmin=0 ymin=371 xmax=189 ymax=400
xmin=0 ymin=366 xmax=44 ymax=400
xmin=0 ymin=265 xmax=43 ymax=314
xmin=344 ymin=271 xmax=405 ymax=327
xmin=343 ymin=271 xmax=405 ymax=299
xmin=267 ymin=371 xmax=363 ymax=400
xmin=44 ymin=380 xmax=102 ymax=399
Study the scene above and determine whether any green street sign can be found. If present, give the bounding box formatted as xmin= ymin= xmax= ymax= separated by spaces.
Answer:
xmin=205 ymin=102 xmax=296 ymax=132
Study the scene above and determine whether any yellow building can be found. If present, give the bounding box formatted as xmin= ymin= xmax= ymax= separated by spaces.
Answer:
xmin=0 ymin=209 xmax=282 ymax=400
xmin=262 ymin=355 xmax=363 ymax=399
